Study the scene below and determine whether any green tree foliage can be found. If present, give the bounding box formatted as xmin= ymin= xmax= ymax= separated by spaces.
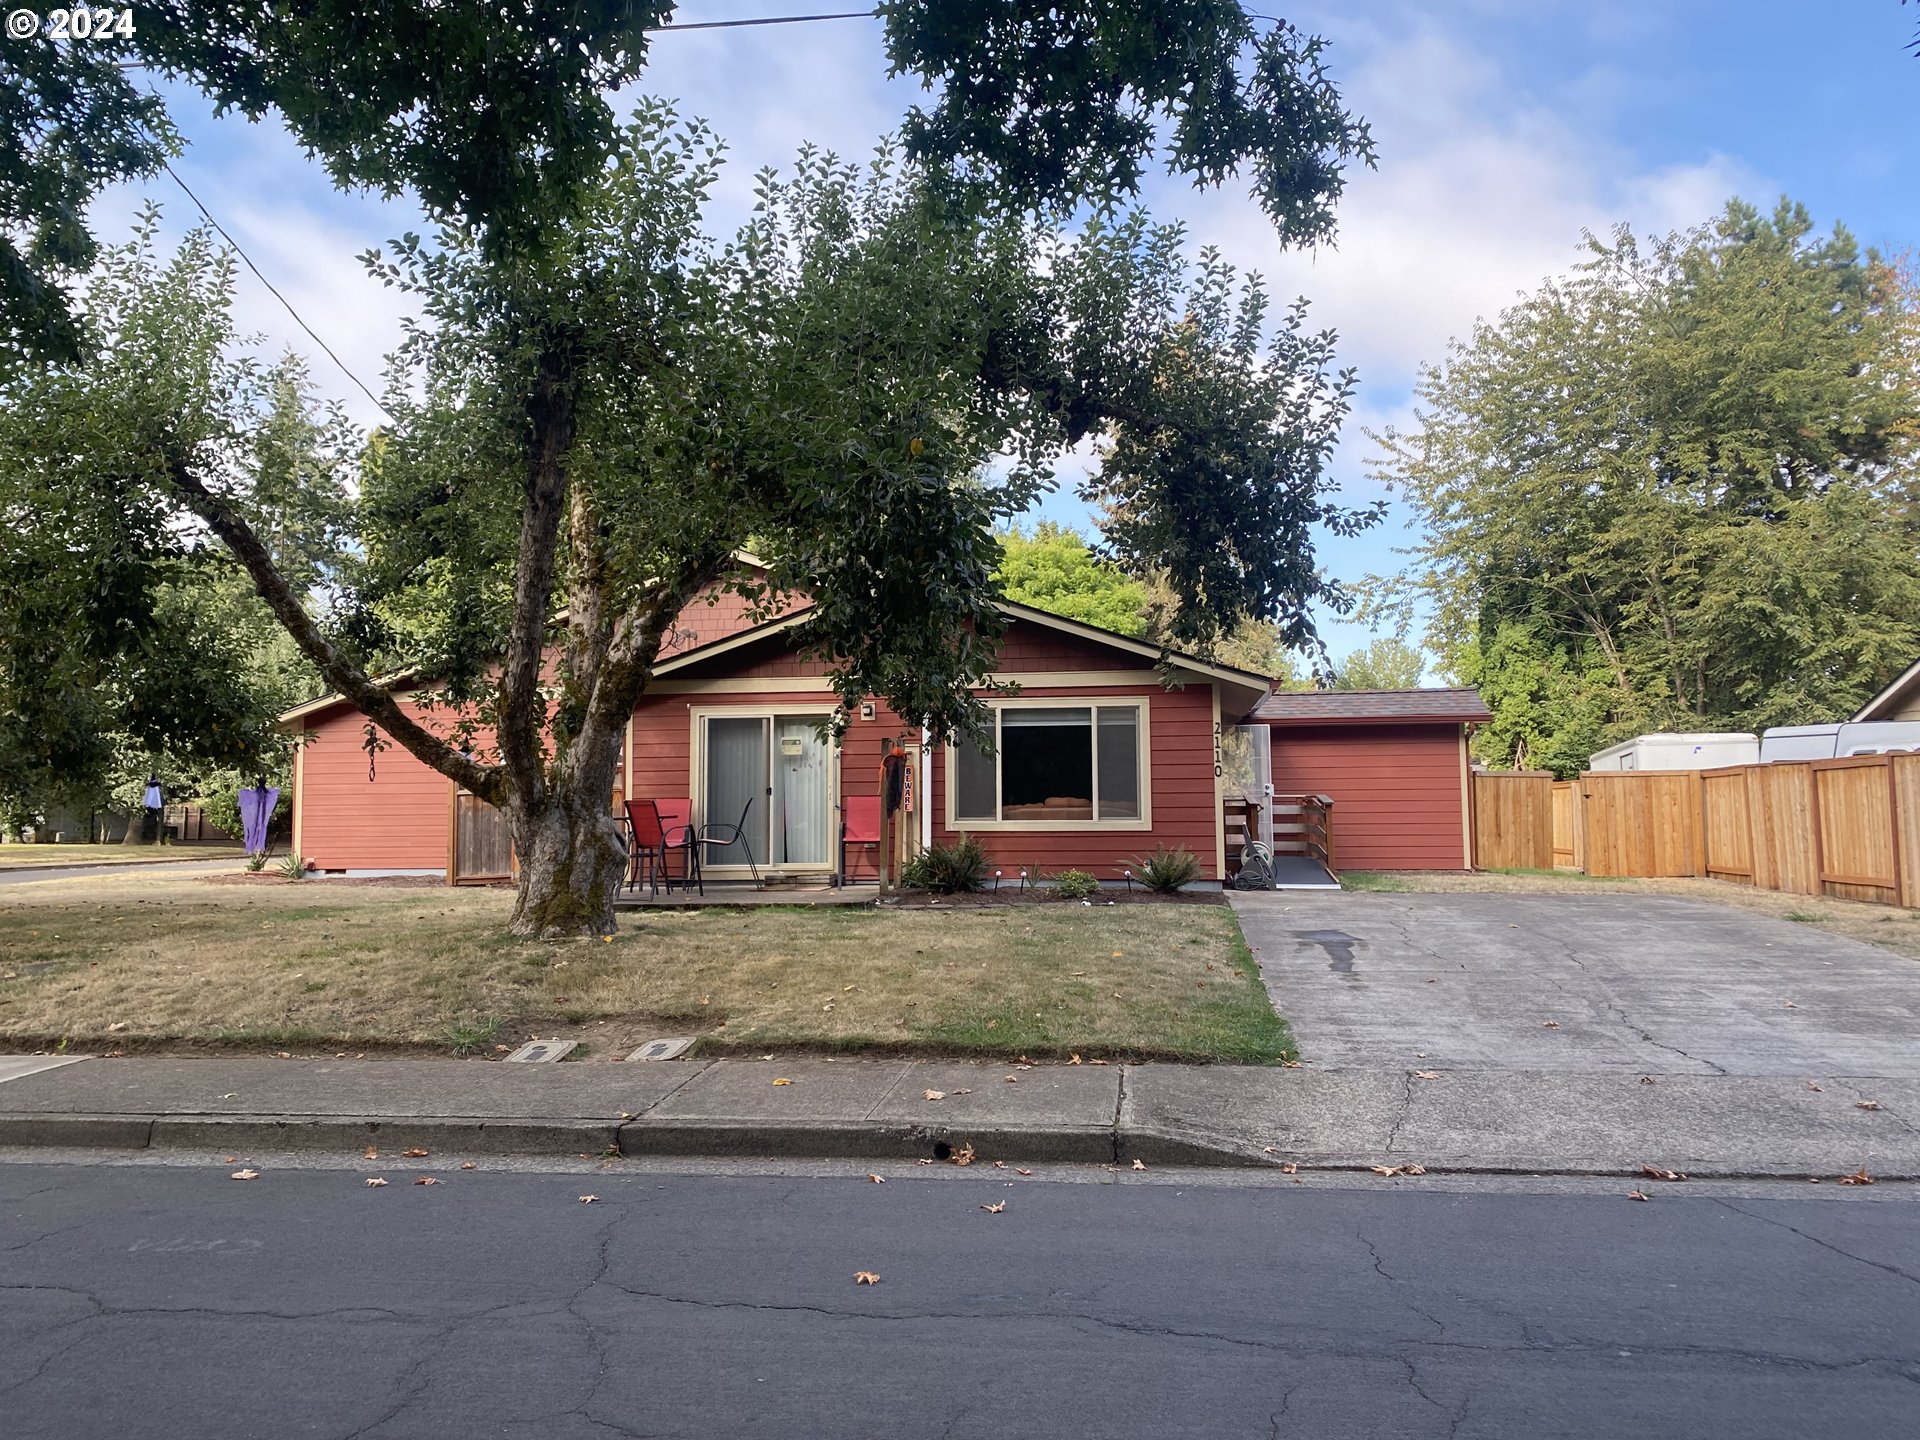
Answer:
xmin=0 ymin=220 xmax=345 ymax=824
xmin=995 ymin=523 xmax=1148 ymax=635
xmin=0 ymin=39 xmax=172 ymax=368
xmin=11 ymin=6 xmax=1373 ymax=935
xmin=1334 ymin=637 xmax=1426 ymax=690
xmin=1378 ymin=198 xmax=1920 ymax=775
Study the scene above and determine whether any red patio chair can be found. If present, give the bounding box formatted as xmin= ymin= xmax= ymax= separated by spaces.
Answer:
xmin=840 ymin=795 xmax=881 ymax=884
xmin=623 ymin=800 xmax=672 ymax=897
xmin=655 ymin=797 xmax=700 ymax=895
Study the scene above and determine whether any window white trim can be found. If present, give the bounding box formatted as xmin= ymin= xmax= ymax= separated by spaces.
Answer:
xmin=943 ymin=696 xmax=1153 ymax=832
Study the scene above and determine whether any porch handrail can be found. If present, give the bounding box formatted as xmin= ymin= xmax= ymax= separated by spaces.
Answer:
xmin=1270 ymin=792 xmax=1336 ymax=876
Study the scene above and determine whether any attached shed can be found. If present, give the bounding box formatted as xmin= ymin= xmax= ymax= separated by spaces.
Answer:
xmin=1251 ymin=689 xmax=1492 ymax=871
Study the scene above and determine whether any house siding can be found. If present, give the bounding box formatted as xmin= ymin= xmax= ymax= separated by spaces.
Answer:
xmin=296 ymin=703 xmax=454 ymax=871
xmin=1264 ymin=721 xmax=1470 ymax=870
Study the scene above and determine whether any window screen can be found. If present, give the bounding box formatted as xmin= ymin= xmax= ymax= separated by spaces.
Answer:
xmin=954 ymin=726 xmax=997 ymax=821
xmin=1096 ymin=707 xmax=1140 ymax=820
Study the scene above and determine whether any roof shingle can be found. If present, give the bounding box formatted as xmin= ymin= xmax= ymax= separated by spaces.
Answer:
xmin=1251 ymin=687 xmax=1492 ymax=724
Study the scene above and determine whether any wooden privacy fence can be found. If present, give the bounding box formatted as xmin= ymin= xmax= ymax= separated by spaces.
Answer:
xmin=1471 ymin=770 xmax=1554 ymax=870
xmin=1472 ymin=756 xmax=1920 ymax=907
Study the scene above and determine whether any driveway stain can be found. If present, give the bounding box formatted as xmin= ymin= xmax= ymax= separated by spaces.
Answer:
xmin=1296 ymin=929 xmax=1361 ymax=977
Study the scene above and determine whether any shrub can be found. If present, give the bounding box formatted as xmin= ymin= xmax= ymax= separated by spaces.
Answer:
xmin=1130 ymin=843 xmax=1199 ymax=893
xmin=275 ymin=852 xmax=307 ymax=880
xmin=244 ymin=852 xmax=269 ymax=873
xmin=1051 ymin=869 xmax=1100 ymax=899
xmin=901 ymin=836 xmax=990 ymax=893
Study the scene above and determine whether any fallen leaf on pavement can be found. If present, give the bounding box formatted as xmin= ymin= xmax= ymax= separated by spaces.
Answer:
xmin=1412 ymin=1070 xmax=1440 ymax=1081
xmin=949 ymin=1143 xmax=976 ymax=1167
xmin=854 ymin=1271 xmax=881 ymax=1285
xmin=923 ymin=1089 xmax=946 ymax=1101
xmin=1371 ymin=1164 xmax=1427 ymax=1177
xmin=230 ymin=1169 xmax=259 ymax=1181
xmin=459 ymin=1162 xmax=476 ymax=1170
xmin=952 ymin=1088 xmax=973 ymax=1095
xmin=404 ymin=1148 xmax=429 ymax=1158
xmin=1016 ymin=1168 xmax=1033 ymax=1176
xmin=915 ymin=1158 xmax=934 ymax=1166
xmin=414 ymin=1176 xmax=439 ymax=1186
xmin=772 ymin=1077 xmax=794 ymax=1086
xmin=981 ymin=1201 xmax=1006 ymax=1213
xmin=992 ymin=1160 xmax=1006 ymax=1169
xmin=364 ymin=1146 xmax=379 ymax=1160
xmin=1839 ymin=1167 xmax=1874 ymax=1186
xmin=1281 ymin=1163 xmax=1299 ymax=1175
xmin=1132 ymin=1159 xmax=1147 ymax=1171
xmin=578 ymin=1195 xmax=599 ymax=1203
xmin=1280 ymin=1059 xmax=1304 ymax=1068
xmin=1542 ymin=1020 xmax=1561 ymax=1029
xmin=1807 ymin=1082 xmax=1823 ymax=1092
xmin=1068 ymin=1054 xmax=1082 ymax=1065
xmin=1639 ymin=1076 xmax=1657 ymax=1085
xmin=1628 ymin=1189 xmax=1650 ymax=1201
xmin=365 ymin=1177 xmax=388 ymax=1187
xmin=222 ymin=1155 xmax=237 ymax=1163
xmin=1004 ymin=1075 xmax=1018 ymax=1084
xmin=1782 ymin=1001 xmax=1797 ymax=1009
xmin=867 ymin=1174 xmax=886 ymax=1184
xmin=1855 ymin=1100 xmax=1882 ymax=1111
xmin=1640 ymin=1164 xmax=1687 ymax=1182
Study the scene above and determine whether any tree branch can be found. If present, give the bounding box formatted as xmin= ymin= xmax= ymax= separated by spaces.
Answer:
xmin=166 ymin=460 xmax=505 ymax=802
xmin=497 ymin=332 xmax=582 ymax=809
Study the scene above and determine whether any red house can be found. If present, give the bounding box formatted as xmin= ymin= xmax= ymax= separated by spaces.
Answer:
xmin=280 ymin=585 xmax=1489 ymax=887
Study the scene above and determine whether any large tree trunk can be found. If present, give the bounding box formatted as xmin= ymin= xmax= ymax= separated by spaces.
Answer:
xmin=507 ymin=792 xmax=628 ymax=938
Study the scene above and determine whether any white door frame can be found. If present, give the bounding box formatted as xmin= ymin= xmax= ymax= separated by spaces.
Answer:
xmin=688 ymin=705 xmax=839 ymax=878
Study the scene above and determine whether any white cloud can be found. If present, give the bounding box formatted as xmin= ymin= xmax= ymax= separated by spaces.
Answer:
xmin=1175 ymin=21 xmax=1763 ymax=390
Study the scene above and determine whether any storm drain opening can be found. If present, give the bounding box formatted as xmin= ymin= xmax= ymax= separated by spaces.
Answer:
xmin=931 ymin=1140 xmax=953 ymax=1162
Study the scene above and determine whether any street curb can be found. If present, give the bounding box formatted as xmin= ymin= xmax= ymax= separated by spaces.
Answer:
xmin=2 ymin=1110 xmax=1914 ymax=1181
xmin=149 ymin=1116 xmax=625 ymax=1157
xmin=0 ymin=1114 xmax=155 ymax=1149
xmin=619 ymin=1119 xmax=1118 ymax=1165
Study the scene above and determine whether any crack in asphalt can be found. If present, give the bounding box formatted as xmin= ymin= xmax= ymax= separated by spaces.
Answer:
xmin=1712 ymin=1199 xmax=1920 ymax=1291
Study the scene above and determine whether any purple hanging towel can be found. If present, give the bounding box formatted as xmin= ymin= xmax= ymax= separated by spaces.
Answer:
xmin=238 ymin=786 xmax=280 ymax=855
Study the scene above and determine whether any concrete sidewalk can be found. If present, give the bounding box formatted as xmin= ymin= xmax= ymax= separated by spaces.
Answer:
xmin=3 ymin=1053 xmax=1918 ymax=1179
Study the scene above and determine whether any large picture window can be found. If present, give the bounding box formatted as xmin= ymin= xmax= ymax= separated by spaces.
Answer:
xmin=951 ymin=702 xmax=1146 ymax=827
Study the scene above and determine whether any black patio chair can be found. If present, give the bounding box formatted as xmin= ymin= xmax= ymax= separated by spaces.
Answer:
xmin=701 ymin=796 xmax=762 ymax=887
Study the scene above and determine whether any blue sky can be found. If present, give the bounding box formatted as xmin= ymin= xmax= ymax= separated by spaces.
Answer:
xmin=101 ymin=0 xmax=1920 ymax=671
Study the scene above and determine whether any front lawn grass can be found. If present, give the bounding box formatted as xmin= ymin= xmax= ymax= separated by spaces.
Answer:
xmin=0 ymin=874 xmax=1292 ymax=1063
xmin=0 ymin=843 xmax=245 ymax=869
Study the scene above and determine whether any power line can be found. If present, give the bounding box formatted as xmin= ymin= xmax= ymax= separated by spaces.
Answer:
xmin=157 ymin=157 xmax=395 ymax=422
xmin=646 ymin=9 xmax=878 ymax=32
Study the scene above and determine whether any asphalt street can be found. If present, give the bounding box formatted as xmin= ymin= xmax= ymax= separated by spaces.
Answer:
xmin=3 ymin=1159 xmax=1916 ymax=1438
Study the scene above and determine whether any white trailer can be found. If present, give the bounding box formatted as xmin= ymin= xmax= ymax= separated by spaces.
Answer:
xmin=1587 ymin=732 xmax=1759 ymax=772
xmin=1760 ymin=722 xmax=1920 ymax=762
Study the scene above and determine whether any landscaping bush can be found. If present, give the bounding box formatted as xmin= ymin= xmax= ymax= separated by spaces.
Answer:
xmin=1130 ymin=844 xmax=1200 ymax=893
xmin=275 ymin=852 xmax=307 ymax=880
xmin=1051 ymin=869 xmax=1100 ymax=899
xmin=901 ymin=835 xmax=990 ymax=893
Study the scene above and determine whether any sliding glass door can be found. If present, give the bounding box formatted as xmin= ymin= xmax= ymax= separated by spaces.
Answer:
xmin=698 ymin=712 xmax=834 ymax=873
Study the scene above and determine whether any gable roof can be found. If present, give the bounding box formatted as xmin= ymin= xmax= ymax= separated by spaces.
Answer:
xmin=1252 ymin=687 xmax=1492 ymax=726
xmin=1854 ymin=657 xmax=1920 ymax=722
xmin=649 ymin=598 xmax=1274 ymax=713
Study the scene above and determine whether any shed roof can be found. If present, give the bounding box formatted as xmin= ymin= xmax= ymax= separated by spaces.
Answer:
xmin=1251 ymin=687 xmax=1492 ymax=725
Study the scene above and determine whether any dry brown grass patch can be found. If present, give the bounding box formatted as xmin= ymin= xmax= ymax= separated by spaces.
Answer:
xmin=0 ymin=872 xmax=1290 ymax=1063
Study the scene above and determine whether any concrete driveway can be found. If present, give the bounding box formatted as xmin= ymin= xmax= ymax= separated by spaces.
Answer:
xmin=1229 ymin=891 xmax=1920 ymax=1077
xmin=1197 ymin=889 xmax=1920 ymax=1176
